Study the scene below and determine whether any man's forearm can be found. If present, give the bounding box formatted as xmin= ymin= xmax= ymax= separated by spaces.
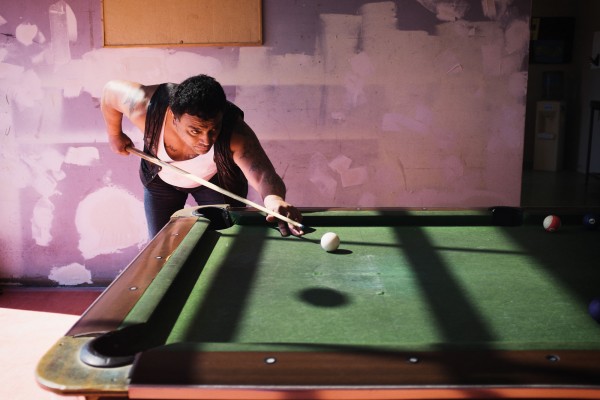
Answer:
xmin=259 ymin=173 xmax=287 ymax=201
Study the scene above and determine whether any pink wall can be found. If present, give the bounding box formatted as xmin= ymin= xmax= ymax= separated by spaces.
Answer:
xmin=0 ymin=0 xmax=531 ymax=285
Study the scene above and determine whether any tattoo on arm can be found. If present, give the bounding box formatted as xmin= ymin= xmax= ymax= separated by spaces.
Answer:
xmin=122 ymin=89 xmax=140 ymax=116
xmin=264 ymin=173 xmax=286 ymax=193
xmin=239 ymin=128 xmax=286 ymax=194
xmin=239 ymin=130 xmax=267 ymax=172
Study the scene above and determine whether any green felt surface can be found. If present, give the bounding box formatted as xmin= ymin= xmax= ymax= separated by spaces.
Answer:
xmin=130 ymin=210 xmax=600 ymax=352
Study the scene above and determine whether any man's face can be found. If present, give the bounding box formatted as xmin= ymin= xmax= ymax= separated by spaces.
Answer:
xmin=173 ymin=112 xmax=223 ymax=155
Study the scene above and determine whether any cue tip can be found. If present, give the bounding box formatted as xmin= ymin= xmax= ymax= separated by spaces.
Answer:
xmin=300 ymin=224 xmax=316 ymax=234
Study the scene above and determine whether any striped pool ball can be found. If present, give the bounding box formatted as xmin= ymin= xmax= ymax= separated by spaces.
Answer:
xmin=583 ymin=213 xmax=598 ymax=230
xmin=543 ymin=215 xmax=561 ymax=232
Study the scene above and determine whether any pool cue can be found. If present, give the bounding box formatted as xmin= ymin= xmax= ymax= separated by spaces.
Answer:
xmin=127 ymin=146 xmax=305 ymax=230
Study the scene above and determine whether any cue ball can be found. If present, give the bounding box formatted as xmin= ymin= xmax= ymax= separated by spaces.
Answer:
xmin=583 ymin=213 xmax=598 ymax=230
xmin=320 ymin=232 xmax=340 ymax=252
xmin=589 ymin=298 xmax=600 ymax=323
xmin=543 ymin=215 xmax=561 ymax=232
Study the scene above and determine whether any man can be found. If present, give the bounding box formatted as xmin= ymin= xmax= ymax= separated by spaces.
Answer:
xmin=101 ymin=74 xmax=303 ymax=237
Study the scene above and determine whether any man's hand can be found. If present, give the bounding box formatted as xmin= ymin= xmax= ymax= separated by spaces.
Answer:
xmin=264 ymin=195 xmax=304 ymax=237
xmin=101 ymin=80 xmax=155 ymax=156
xmin=108 ymin=132 xmax=134 ymax=156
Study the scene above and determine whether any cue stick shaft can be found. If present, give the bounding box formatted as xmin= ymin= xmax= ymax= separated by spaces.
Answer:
xmin=127 ymin=146 xmax=304 ymax=229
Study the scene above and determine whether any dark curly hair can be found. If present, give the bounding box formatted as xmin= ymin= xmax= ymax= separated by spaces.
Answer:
xmin=169 ymin=74 xmax=227 ymax=119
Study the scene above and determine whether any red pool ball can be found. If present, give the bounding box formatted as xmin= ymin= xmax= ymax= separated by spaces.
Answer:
xmin=543 ymin=215 xmax=561 ymax=232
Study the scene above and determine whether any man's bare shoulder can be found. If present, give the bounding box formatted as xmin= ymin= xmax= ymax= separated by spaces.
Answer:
xmin=230 ymin=118 xmax=260 ymax=148
xmin=103 ymin=80 xmax=161 ymax=119
xmin=104 ymin=80 xmax=160 ymax=103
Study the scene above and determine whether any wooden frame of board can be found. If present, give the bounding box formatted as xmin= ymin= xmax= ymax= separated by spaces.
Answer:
xmin=102 ymin=0 xmax=262 ymax=47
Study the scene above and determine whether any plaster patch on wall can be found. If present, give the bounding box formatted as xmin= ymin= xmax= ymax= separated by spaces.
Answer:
xmin=416 ymin=0 xmax=470 ymax=22
xmin=309 ymin=153 xmax=337 ymax=201
xmin=77 ymin=48 xmax=223 ymax=98
xmin=22 ymin=148 xmax=65 ymax=197
xmin=49 ymin=0 xmax=76 ymax=65
xmin=485 ymin=0 xmax=512 ymax=21
xmin=0 ymin=63 xmax=25 ymax=79
xmin=481 ymin=43 xmax=503 ymax=76
xmin=24 ymin=148 xmax=68 ymax=246
xmin=36 ymin=31 xmax=47 ymax=45
xmin=32 ymin=197 xmax=55 ymax=246
xmin=481 ymin=0 xmax=496 ymax=19
xmin=436 ymin=2 xmax=469 ymax=21
xmin=340 ymin=166 xmax=368 ymax=188
xmin=361 ymin=2 xmax=397 ymax=34
xmin=382 ymin=113 xmax=429 ymax=133
xmin=231 ymin=47 xmax=270 ymax=85
xmin=164 ymin=52 xmax=223 ymax=83
xmin=75 ymin=186 xmax=147 ymax=259
xmin=13 ymin=69 xmax=44 ymax=110
xmin=344 ymin=52 xmax=375 ymax=108
xmin=15 ymin=23 xmax=39 ymax=46
xmin=49 ymin=262 xmax=92 ymax=285
xmin=0 ymin=153 xmax=30 ymax=190
xmin=329 ymin=155 xmax=352 ymax=174
xmin=330 ymin=111 xmax=346 ymax=123
xmin=328 ymin=154 xmax=368 ymax=188
xmin=350 ymin=52 xmax=375 ymax=77
xmin=65 ymin=2 xmax=77 ymax=41
xmin=64 ymin=146 xmax=100 ymax=166
xmin=63 ymin=81 xmax=82 ymax=98
xmin=261 ymin=53 xmax=321 ymax=86
xmin=508 ymin=71 xmax=528 ymax=98
xmin=504 ymin=19 xmax=530 ymax=55
xmin=319 ymin=14 xmax=362 ymax=76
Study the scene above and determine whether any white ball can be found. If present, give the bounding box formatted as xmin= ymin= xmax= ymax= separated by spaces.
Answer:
xmin=320 ymin=232 xmax=340 ymax=252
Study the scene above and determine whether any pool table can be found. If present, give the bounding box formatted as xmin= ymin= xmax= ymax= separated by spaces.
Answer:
xmin=36 ymin=206 xmax=600 ymax=400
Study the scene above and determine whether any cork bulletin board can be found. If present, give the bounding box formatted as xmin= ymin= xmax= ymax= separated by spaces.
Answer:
xmin=102 ymin=0 xmax=262 ymax=47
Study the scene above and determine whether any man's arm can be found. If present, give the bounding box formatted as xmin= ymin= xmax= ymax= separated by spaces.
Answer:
xmin=230 ymin=119 xmax=304 ymax=236
xmin=101 ymin=80 xmax=157 ymax=155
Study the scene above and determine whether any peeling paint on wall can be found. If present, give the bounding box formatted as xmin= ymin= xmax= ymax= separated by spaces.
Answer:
xmin=64 ymin=146 xmax=100 ymax=166
xmin=329 ymin=155 xmax=369 ymax=188
xmin=23 ymin=148 xmax=65 ymax=197
xmin=49 ymin=0 xmax=77 ymax=64
xmin=309 ymin=153 xmax=338 ymax=202
xmin=75 ymin=186 xmax=147 ymax=260
xmin=32 ymin=197 xmax=55 ymax=246
xmin=49 ymin=262 xmax=92 ymax=285
xmin=416 ymin=0 xmax=470 ymax=22
xmin=15 ymin=23 xmax=40 ymax=46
